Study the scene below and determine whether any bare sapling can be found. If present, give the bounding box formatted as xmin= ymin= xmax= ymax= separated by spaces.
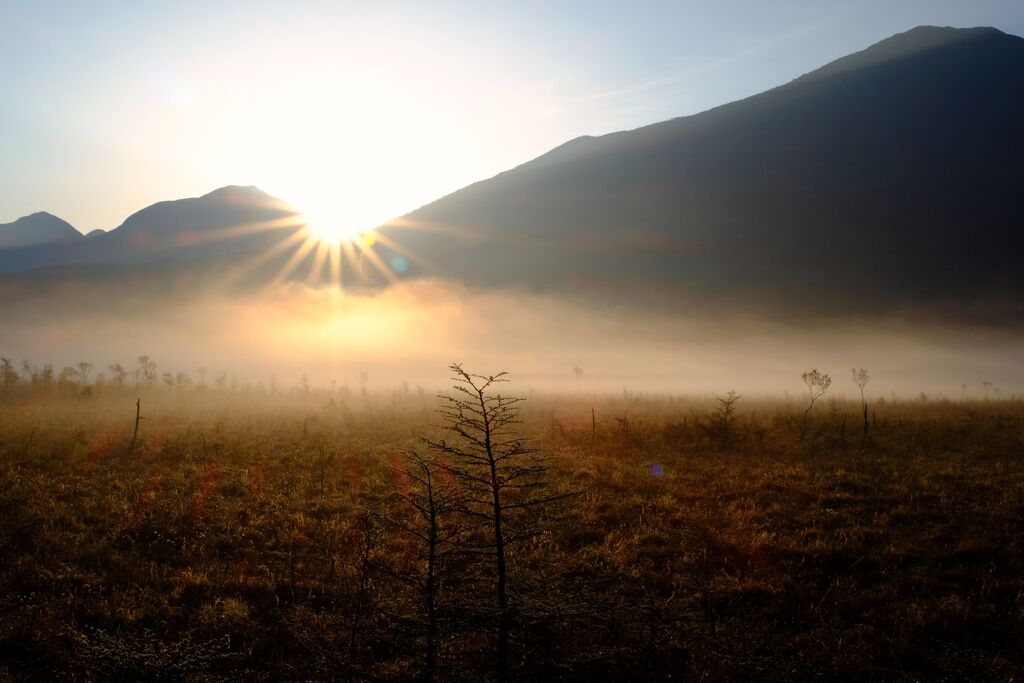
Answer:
xmin=382 ymin=450 xmax=467 ymax=682
xmin=129 ymin=398 xmax=145 ymax=453
xmin=851 ymin=368 xmax=871 ymax=438
xmin=800 ymin=369 xmax=832 ymax=440
xmin=425 ymin=363 xmax=571 ymax=683
xmin=710 ymin=390 xmax=740 ymax=448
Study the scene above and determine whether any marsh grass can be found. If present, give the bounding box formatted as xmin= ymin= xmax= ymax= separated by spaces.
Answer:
xmin=0 ymin=385 xmax=1022 ymax=680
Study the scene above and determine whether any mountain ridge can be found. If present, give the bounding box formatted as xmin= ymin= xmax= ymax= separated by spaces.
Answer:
xmin=0 ymin=211 xmax=81 ymax=249
xmin=0 ymin=185 xmax=299 ymax=273
xmin=2 ymin=26 xmax=1022 ymax=325
xmin=380 ymin=24 xmax=1024 ymax=320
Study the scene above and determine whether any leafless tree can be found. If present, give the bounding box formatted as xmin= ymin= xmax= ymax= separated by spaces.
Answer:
xmin=109 ymin=363 xmax=128 ymax=387
xmin=137 ymin=355 xmax=157 ymax=390
xmin=77 ymin=362 xmax=93 ymax=386
xmin=425 ymin=363 xmax=569 ymax=682
xmin=572 ymin=366 xmax=584 ymax=392
xmin=174 ymin=372 xmax=190 ymax=390
xmin=345 ymin=510 xmax=379 ymax=680
xmin=1 ymin=357 xmax=18 ymax=392
xmin=709 ymin=390 xmax=740 ymax=448
xmin=800 ymin=368 xmax=832 ymax=439
xmin=58 ymin=366 xmax=78 ymax=388
xmin=380 ymin=450 xmax=468 ymax=681
xmin=851 ymin=368 xmax=871 ymax=436
xmin=130 ymin=399 xmax=145 ymax=453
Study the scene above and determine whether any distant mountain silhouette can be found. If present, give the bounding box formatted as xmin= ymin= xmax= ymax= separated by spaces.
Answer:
xmin=0 ymin=212 xmax=80 ymax=249
xmin=0 ymin=186 xmax=302 ymax=273
xmin=378 ymin=25 xmax=1024 ymax=321
xmin=2 ymin=26 xmax=1023 ymax=325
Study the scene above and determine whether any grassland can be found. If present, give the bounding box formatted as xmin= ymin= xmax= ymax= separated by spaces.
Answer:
xmin=0 ymin=381 xmax=1022 ymax=681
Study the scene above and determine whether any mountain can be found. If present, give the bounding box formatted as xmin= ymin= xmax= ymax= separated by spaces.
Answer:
xmin=0 ymin=186 xmax=302 ymax=273
xmin=379 ymin=26 xmax=1024 ymax=321
xmin=0 ymin=212 xmax=80 ymax=249
xmin=2 ymin=26 xmax=1022 ymax=325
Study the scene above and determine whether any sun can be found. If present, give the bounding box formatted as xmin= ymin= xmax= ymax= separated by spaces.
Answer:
xmin=254 ymin=191 xmax=406 ymax=288
xmin=300 ymin=208 xmax=367 ymax=245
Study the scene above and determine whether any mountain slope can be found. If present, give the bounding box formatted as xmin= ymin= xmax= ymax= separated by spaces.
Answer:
xmin=0 ymin=212 xmax=80 ymax=249
xmin=1 ymin=26 xmax=1021 ymax=324
xmin=0 ymin=186 xmax=301 ymax=273
xmin=383 ymin=26 xmax=1024 ymax=320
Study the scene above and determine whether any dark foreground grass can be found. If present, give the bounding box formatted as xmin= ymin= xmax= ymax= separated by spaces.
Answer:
xmin=0 ymin=388 xmax=1022 ymax=681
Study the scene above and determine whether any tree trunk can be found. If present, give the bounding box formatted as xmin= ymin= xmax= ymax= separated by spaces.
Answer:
xmin=479 ymin=391 xmax=509 ymax=683
xmin=129 ymin=398 xmax=143 ymax=452
xmin=424 ymin=476 xmax=438 ymax=683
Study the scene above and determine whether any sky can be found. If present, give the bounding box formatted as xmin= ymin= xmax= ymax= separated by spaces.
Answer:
xmin=2 ymin=0 xmax=1023 ymax=233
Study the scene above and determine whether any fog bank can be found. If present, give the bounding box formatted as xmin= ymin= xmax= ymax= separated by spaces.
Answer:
xmin=2 ymin=278 xmax=1021 ymax=399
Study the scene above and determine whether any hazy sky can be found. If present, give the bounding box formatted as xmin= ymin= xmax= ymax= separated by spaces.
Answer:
xmin=3 ymin=0 xmax=1022 ymax=232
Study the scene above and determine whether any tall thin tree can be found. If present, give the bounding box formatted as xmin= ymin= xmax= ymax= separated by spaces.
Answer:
xmin=800 ymin=368 xmax=832 ymax=439
xmin=850 ymin=368 xmax=871 ymax=437
xmin=425 ymin=363 xmax=567 ymax=682
xmin=137 ymin=355 xmax=157 ymax=390
xmin=382 ymin=450 xmax=467 ymax=681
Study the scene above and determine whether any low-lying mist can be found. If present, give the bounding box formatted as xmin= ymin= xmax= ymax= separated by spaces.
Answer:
xmin=2 ymin=277 xmax=1022 ymax=398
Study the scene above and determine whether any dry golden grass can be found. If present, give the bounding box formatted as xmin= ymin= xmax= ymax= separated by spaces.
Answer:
xmin=0 ymin=385 xmax=1022 ymax=680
